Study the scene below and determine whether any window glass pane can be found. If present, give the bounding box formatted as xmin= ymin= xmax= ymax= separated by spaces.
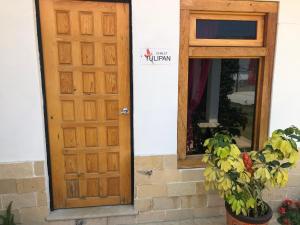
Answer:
xmin=196 ymin=19 xmax=257 ymax=40
xmin=187 ymin=58 xmax=259 ymax=155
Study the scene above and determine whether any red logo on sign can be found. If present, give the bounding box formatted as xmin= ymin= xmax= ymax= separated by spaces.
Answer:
xmin=144 ymin=48 xmax=152 ymax=58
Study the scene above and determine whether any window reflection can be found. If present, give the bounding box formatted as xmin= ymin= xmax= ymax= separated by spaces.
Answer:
xmin=196 ymin=20 xmax=257 ymax=40
xmin=187 ymin=58 xmax=259 ymax=155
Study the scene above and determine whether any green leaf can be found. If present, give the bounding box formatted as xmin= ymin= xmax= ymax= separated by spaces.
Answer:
xmin=258 ymin=153 xmax=266 ymax=162
xmin=229 ymin=172 xmax=239 ymax=180
xmin=284 ymin=127 xmax=294 ymax=135
xmin=268 ymin=160 xmax=280 ymax=167
xmin=275 ymin=129 xmax=285 ymax=134
xmin=0 ymin=201 xmax=16 ymax=225
xmin=218 ymin=160 xmax=232 ymax=172
xmin=288 ymin=151 xmax=299 ymax=164
xmin=290 ymin=134 xmax=300 ymax=142
xmin=204 ymin=139 xmax=210 ymax=147
xmin=202 ymin=154 xmax=209 ymax=163
xmin=289 ymin=139 xmax=298 ymax=150
xmin=219 ymin=140 xmax=226 ymax=148
xmin=281 ymin=162 xmax=292 ymax=168
xmin=265 ymin=144 xmax=274 ymax=150
xmin=216 ymin=147 xmax=230 ymax=159
xmin=246 ymin=198 xmax=256 ymax=209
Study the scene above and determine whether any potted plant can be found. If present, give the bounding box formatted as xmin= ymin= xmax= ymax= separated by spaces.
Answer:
xmin=277 ymin=198 xmax=300 ymax=225
xmin=202 ymin=126 xmax=300 ymax=225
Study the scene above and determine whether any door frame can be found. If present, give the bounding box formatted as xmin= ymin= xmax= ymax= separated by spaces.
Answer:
xmin=34 ymin=0 xmax=134 ymax=210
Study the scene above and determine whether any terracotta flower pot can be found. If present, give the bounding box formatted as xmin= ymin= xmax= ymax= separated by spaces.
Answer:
xmin=225 ymin=202 xmax=273 ymax=225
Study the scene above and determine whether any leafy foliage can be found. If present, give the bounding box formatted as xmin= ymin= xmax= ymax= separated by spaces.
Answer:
xmin=202 ymin=126 xmax=300 ymax=218
xmin=277 ymin=199 xmax=300 ymax=225
xmin=0 ymin=202 xmax=16 ymax=225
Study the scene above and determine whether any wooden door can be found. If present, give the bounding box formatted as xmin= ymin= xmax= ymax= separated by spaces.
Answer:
xmin=39 ymin=0 xmax=131 ymax=209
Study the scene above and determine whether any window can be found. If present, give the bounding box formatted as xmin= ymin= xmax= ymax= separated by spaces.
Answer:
xmin=178 ymin=0 xmax=279 ymax=168
xmin=187 ymin=58 xmax=259 ymax=155
xmin=189 ymin=13 xmax=264 ymax=46
xmin=196 ymin=20 xmax=257 ymax=39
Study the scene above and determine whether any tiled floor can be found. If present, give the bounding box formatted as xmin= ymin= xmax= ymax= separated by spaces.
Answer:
xmin=46 ymin=206 xmax=280 ymax=225
xmin=148 ymin=217 xmax=280 ymax=225
xmin=46 ymin=216 xmax=281 ymax=225
xmin=133 ymin=218 xmax=226 ymax=225
xmin=194 ymin=217 xmax=226 ymax=225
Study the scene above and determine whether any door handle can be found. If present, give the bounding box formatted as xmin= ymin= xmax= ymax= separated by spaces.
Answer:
xmin=120 ymin=107 xmax=129 ymax=115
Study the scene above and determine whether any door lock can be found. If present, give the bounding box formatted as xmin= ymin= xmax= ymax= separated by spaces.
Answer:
xmin=120 ymin=107 xmax=129 ymax=115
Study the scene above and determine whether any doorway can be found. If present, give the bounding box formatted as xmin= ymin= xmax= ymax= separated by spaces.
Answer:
xmin=38 ymin=0 xmax=132 ymax=209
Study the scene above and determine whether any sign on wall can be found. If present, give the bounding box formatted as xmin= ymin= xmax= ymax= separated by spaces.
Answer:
xmin=140 ymin=48 xmax=172 ymax=65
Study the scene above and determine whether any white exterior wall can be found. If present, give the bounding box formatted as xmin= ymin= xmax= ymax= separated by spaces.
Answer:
xmin=0 ymin=0 xmax=300 ymax=162
xmin=0 ymin=0 xmax=46 ymax=162
xmin=132 ymin=0 xmax=180 ymax=156
xmin=269 ymin=0 xmax=300 ymax=132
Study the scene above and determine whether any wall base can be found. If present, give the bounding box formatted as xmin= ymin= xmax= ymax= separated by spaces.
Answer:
xmin=0 ymin=161 xmax=48 ymax=224
xmin=1 ymin=156 xmax=300 ymax=224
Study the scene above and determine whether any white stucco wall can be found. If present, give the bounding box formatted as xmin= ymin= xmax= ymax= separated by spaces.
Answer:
xmin=0 ymin=0 xmax=300 ymax=162
xmin=0 ymin=0 xmax=46 ymax=162
xmin=132 ymin=0 xmax=180 ymax=156
xmin=269 ymin=0 xmax=300 ymax=132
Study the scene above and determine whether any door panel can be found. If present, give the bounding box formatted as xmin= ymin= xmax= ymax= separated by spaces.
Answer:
xmin=39 ymin=0 xmax=131 ymax=209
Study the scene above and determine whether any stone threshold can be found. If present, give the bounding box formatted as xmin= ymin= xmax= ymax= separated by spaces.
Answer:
xmin=46 ymin=205 xmax=138 ymax=221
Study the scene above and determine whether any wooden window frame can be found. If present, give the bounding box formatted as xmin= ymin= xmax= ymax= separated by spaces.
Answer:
xmin=177 ymin=0 xmax=279 ymax=169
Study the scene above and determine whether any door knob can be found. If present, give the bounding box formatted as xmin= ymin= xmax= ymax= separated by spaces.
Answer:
xmin=120 ymin=107 xmax=129 ymax=115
